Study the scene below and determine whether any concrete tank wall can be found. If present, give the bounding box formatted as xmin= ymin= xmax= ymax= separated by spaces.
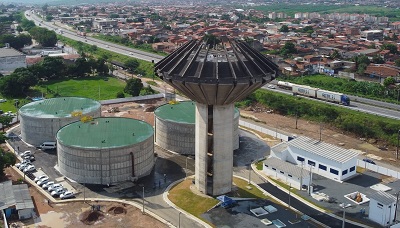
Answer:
xmin=57 ymin=136 xmax=154 ymax=184
xmin=155 ymin=111 xmax=239 ymax=155
xmin=20 ymin=108 xmax=101 ymax=146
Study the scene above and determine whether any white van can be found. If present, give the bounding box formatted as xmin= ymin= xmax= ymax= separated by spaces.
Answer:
xmin=40 ymin=142 xmax=57 ymax=150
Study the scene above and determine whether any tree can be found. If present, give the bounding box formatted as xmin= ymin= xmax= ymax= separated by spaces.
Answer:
xmin=16 ymin=25 xmax=23 ymax=33
xmin=45 ymin=15 xmax=54 ymax=21
xmin=280 ymin=41 xmax=297 ymax=56
xmin=116 ymin=91 xmax=125 ymax=98
xmin=384 ymin=77 xmax=396 ymax=87
xmin=124 ymin=78 xmax=143 ymax=96
xmin=0 ymin=34 xmax=32 ymax=49
xmin=40 ymin=57 xmax=65 ymax=79
xmin=381 ymin=43 xmax=398 ymax=54
xmin=139 ymin=85 xmax=156 ymax=96
xmin=0 ymin=149 xmax=17 ymax=177
xmin=0 ymin=116 xmax=13 ymax=132
xmin=372 ymin=55 xmax=385 ymax=64
xmin=395 ymin=59 xmax=400 ymax=67
xmin=279 ymin=25 xmax=289 ymax=33
xmin=124 ymin=59 xmax=139 ymax=73
xmin=29 ymin=27 xmax=57 ymax=47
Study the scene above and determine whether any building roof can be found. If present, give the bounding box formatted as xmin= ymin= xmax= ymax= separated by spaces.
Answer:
xmin=19 ymin=97 xmax=101 ymax=118
xmin=369 ymin=191 xmax=396 ymax=205
xmin=263 ymin=157 xmax=310 ymax=178
xmin=154 ymin=101 xmax=239 ymax=124
xmin=13 ymin=184 xmax=34 ymax=210
xmin=285 ymin=136 xmax=359 ymax=163
xmin=0 ymin=48 xmax=25 ymax=58
xmin=0 ymin=181 xmax=34 ymax=210
xmin=57 ymin=117 xmax=153 ymax=149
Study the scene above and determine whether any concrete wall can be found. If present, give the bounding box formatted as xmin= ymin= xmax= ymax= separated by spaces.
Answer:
xmin=20 ymin=108 xmax=101 ymax=146
xmin=57 ymin=135 xmax=154 ymax=184
xmin=155 ymin=110 xmax=239 ymax=155
xmin=263 ymin=163 xmax=310 ymax=190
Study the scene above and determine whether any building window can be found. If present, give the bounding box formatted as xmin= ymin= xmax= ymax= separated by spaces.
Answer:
xmin=297 ymin=156 xmax=305 ymax=162
xmin=349 ymin=166 xmax=355 ymax=172
xmin=319 ymin=164 xmax=327 ymax=170
xmin=288 ymin=174 xmax=292 ymax=177
xmin=272 ymin=168 xmax=276 ymax=171
xmin=330 ymin=168 xmax=339 ymax=175
xmin=342 ymin=169 xmax=348 ymax=175
xmin=280 ymin=171 xmax=284 ymax=174
xmin=308 ymin=160 xmax=316 ymax=166
xmin=265 ymin=164 xmax=269 ymax=167
xmin=378 ymin=203 xmax=383 ymax=207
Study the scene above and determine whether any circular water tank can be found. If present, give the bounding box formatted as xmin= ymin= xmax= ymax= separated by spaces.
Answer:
xmin=19 ymin=97 xmax=101 ymax=146
xmin=154 ymin=101 xmax=239 ymax=155
xmin=56 ymin=117 xmax=154 ymax=184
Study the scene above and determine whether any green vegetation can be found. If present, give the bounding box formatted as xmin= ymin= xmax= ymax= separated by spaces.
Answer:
xmin=168 ymin=179 xmax=219 ymax=219
xmin=146 ymin=81 xmax=158 ymax=87
xmin=33 ymin=77 xmax=126 ymax=100
xmin=254 ymin=4 xmax=400 ymax=21
xmin=280 ymin=75 xmax=400 ymax=104
xmin=237 ymin=89 xmax=400 ymax=146
xmin=256 ymin=161 xmax=264 ymax=170
xmin=58 ymin=36 xmax=157 ymax=79
xmin=93 ymin=34 xmax=167 ymax=56
xmin=0 ymin=148 xmax=17 ymax=177
xmin=168 ymin=177 xmax=267 ymax=221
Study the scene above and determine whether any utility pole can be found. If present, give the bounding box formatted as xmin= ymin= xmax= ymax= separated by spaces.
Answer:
xmin=394 ymin=191 xmax=399 ymax=223
xmin=288 ymin=183 xmax=292 ymax=209
xmin=185 ymin=157 xmax=188 ymax=179
xmin=319 ymin=122 xmax=322 ymax=141
xmin=341 ymin=203 xmax=346 ymax=228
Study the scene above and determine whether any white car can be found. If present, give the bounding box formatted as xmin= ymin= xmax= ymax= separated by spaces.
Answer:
xmin=267 ymin=85 xmax=276 ymax=89
xmin=42 ymin=181 xmax=55 ymax=190
xmin=21 ymin=151 xmax=32 ymax=157
xmin=60 ymin=191 xmax=75 ymax=199
xmin=16 ymin=159 xmax=30 ymax=168
xmin=129 ymin=52 xmax=133 ymax=55
xmin=51 ymin=188 xmax=67 ymax=197
xmin=34 ymin=175 xmax=48 ymax=182
xmin=19 ymin=163 xmax=31 ymax=171
xmin=37 ymin=177 xmax=50 ymax=186
xmin=23 ymin=165 xmax=36 ymax=173
xmin=48 ymin=183 xmax=63 ymax=192
xmin=0 ymin=99 xmax=6 ymax=103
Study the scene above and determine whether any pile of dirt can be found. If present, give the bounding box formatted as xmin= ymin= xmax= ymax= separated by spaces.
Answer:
xmin=80 ymin=210 xmax=105 ymax=225
xmin=107 ymin=206 xmax=127 ymax=215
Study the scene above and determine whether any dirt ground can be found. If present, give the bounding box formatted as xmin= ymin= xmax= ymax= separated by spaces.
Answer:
xmin=3 ymin=168 xmax=167 ymax=228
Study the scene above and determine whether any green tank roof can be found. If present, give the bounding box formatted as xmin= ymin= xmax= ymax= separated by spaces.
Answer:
xmin=19 ymin=97 xmax=100 ymax=118
xmin=154 ymin=101 xmax=239 ymax=124
xmin=56 ymin=117 xmax=153 ymax=149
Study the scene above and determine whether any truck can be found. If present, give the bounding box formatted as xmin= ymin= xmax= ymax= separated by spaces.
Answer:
xmin=76 ymin=31 xmax=86 ymax=36
xmin=292 ymin=84 xmax=318 ymax=98
xmin=316 ymin=90 xmax=350 ymax=106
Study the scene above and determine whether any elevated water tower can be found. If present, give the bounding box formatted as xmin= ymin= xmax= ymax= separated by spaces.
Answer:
xmin=155 ymin=38 xmax=278 ymax=196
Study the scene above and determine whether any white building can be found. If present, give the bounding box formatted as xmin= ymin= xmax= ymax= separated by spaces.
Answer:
xmin=0 ymin=47 xmax=27 ymax=74
xmin=263 ymin=157 xmax=310 ymax=190
xmin=270 ymin=136 xmax=358 ymax=182
xmin=368 ymin=191 xmax=397 ymax=227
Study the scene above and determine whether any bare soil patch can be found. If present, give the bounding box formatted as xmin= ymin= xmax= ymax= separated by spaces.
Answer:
xmin=80 ymin=210 xmax=105 ymax=225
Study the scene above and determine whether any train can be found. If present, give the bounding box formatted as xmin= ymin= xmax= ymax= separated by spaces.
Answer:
xmin=277 ymin=81 xmax=350 ymax=106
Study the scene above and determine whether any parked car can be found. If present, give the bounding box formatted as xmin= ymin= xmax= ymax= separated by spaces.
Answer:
xmin=42 ymin=181 xmax=55 ymax=190
xmin=16 ymin=159 xmax=30 ymax=168
xmin=23 ymin=165 xmax=36 ymax=173
xmin=60 ymin=191 xmax=75 ymax=200
xmin=267 ymin=85 xmax=276 ymax=89
xmin=21 ymin=151 xmax=32 ymax=157
xmin=37 ymin=177 xmax=50 ymax=186
xmin=34 ymin=175 xmax=48 ymax=182
xmin=363 ymin=158 xmax=376 ymax=165
xmin=48 ymin=183 xmax=63 ymax=192
xmin=23 ymin=154 xmax=35 ymax=161
xmin=51 ymin=188 xmax=67 ymax=197
xmin=19 ymin=163 xmax=32 ymax=171
xmin=39 ymin=142 xmax=57 ymax=150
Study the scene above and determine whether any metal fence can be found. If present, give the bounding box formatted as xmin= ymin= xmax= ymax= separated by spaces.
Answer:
xmin=239 ymin=120 xmax=293 ymax=141
xmin=100 ymin=93 xmax=165 ymax=105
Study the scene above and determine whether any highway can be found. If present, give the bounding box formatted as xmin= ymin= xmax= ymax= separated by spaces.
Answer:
xmin=25 ymin=11 xmax=400 ymax=121
xmin=262 ymin=84 xmax=400 ymax=120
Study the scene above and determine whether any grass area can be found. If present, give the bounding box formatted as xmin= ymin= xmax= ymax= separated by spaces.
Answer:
xmin=146 ymin=81 xmax=158 ymax=87
xmin=32 ymin=76 xmax=127 ymax=100
xmin=168 ymin=177 xmax=268 ymax=223
xmin=256 ymin=161 xmax=264 ymax=170
xmin=168 ymin=178 xmax=219 ymax=219
xmin=0 ymin=99 xmax=18 ymax=113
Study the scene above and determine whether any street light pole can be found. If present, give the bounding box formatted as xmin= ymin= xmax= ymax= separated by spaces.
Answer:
xmin=142 ymin=186 xmax=145 ymax=214
xmin=248 ymin=160 xmax=253 ymax=185
xmin=185 ymin=157 xmax=188 ymax=179
xmin=178 ymin=212 xmax=182 ymax=228
xmin=288 ymin=183 xmax=291 ymax=209
xmin=340 ymin=203 xmax=346 ymax=228
xmin=397 ymin=130 xmax=400 ymax=160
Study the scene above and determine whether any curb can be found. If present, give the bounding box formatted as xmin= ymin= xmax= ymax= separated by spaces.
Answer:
xmin=163 ymin=177 xmax=213 ymax=228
